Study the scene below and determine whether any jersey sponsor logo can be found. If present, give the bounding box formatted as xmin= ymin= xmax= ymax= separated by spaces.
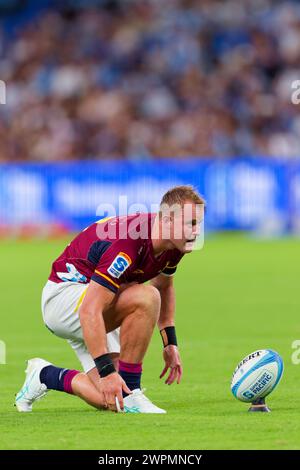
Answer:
xmin=57 ymin=263 xmax=87 ymax=283
xmin=107 ymin=252 xmax=132 ymax=279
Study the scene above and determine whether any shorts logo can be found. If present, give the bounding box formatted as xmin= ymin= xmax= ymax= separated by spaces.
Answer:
xmin=107 ymin=252 xmax=132 ymax=279
xmin=57 ymin=263 xmax=87 ymax=283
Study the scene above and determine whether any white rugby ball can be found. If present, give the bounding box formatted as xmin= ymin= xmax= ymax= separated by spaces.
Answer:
xmin=231 ymin=349 xmax=283 ymax=402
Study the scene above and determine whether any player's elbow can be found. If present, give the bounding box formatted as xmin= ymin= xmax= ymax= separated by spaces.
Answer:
xmin=154 ymin=282 xmax=175 ymax=299
xmin=151 ymin=274 xmax=174 ymax=291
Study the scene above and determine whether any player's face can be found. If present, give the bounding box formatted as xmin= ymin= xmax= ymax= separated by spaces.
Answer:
xmin=170 ymin=202 xmax=204 ymax=253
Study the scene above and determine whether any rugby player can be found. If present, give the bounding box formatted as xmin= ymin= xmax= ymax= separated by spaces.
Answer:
xmin=15 ymin=186 xmax=205 ymax=413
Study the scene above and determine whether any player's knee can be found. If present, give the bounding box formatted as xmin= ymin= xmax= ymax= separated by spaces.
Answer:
xmin=133 ymin=285 xmax=161 ymax=319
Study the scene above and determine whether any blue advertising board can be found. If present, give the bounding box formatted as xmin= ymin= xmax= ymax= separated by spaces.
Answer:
xmin=0 ymin=158 xmax=298 ymax=233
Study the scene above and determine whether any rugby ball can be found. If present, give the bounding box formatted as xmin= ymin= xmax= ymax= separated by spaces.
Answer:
xmin=231 ymin=349 xmax=283 ymax=402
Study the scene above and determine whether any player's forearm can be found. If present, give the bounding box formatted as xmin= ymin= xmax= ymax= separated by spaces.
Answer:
xmin=157 ymin=284 xmax=176 ymax=329
xmin=79 ymin=308 xmax=108 ymax=358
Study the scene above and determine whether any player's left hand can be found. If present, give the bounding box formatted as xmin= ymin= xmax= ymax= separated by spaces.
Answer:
xmin=160 ymin=345 xmax=183 ymax=385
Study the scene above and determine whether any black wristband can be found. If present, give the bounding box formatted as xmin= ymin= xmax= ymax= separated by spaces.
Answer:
xmin=94 ymin=353 xmax=116 ymax=378
xmin=160 ymin=326 xmax=178 ymax=348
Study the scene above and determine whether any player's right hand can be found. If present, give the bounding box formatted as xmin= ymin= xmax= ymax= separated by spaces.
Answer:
xmin=99 ymin=372 xmax=132 ymax=412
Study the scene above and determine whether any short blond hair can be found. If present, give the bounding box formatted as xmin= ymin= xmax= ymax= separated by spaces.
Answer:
xmin=160 ymin=185 xmax=205 ymax=209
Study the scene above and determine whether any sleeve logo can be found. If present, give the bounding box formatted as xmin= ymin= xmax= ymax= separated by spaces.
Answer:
xmin=107 ymin=252 xmax=132 ymax=279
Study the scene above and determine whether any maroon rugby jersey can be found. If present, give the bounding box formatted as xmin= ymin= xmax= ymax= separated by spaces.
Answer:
xmin=49 ymin=213 xmax=184 ymax=293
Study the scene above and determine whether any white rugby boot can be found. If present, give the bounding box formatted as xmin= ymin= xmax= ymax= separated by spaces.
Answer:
xmin=123 ymin=389 xmax=166 ymax=414
xmin=15 ymin=358 xmax=51 ymax=412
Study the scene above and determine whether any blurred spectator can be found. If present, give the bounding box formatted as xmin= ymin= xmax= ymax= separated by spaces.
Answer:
xmin=1 ymin=0 xmax=300 ymax=161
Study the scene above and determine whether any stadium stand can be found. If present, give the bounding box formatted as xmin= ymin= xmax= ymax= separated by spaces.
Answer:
xmin=0 ymin=0 xmax=300 ymax=161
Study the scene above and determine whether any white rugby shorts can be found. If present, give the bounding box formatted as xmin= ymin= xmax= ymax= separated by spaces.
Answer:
xmin=41 ymin=280 xmax=120 ymax=373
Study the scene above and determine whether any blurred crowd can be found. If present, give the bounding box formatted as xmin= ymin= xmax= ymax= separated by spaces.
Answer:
xmin=1 ymin=0 xmax=300 ymax=161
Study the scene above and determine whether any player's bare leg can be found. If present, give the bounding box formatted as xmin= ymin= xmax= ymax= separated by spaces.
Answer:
xmin=97 ymin=283 xmax=161 ymax=365
xmin=16 ymin=284 xmax=162 ymax=412
xmin=105 ymin=284 xmax=165 ymax=412
xmin=70 ymin=373 xmax=107 ymax=409
xmin=15 ymin=357 xmax=119 ymax=412
xmin=85 ymin=284 xmax=161 ymax=406
xmin=72 ymin=353 xmax=119 ymax=409
xmin=70 ymin=284 xmax=162 ymax=411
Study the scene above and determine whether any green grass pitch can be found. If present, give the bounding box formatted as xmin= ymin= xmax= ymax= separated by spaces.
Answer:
xmin=0 ymin=234 xmax=299 ymax=450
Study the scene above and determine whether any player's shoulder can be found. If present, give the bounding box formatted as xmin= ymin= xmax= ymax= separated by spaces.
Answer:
xmin=77 ymin=213 xmax=153 ymax=256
